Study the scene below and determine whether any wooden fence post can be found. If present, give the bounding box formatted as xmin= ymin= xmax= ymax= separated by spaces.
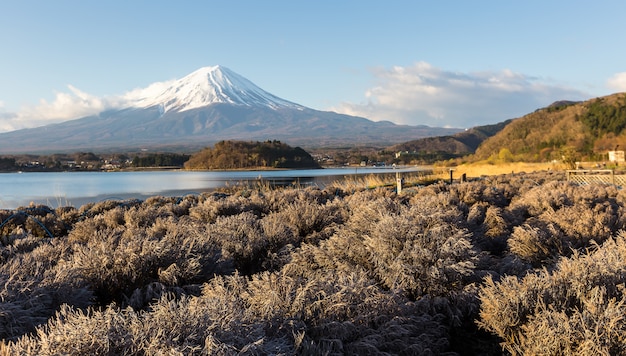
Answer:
xmin=612 ymin=169 xmax=615 ymax=185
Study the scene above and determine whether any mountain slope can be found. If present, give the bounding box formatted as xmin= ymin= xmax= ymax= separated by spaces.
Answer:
xmin=0 ymin=66 xmax=461 ymax=153
xmin=389 ymin=120 xmax=511 ymax=157
xmin=472 ymin=93 xmax=626 ymax=162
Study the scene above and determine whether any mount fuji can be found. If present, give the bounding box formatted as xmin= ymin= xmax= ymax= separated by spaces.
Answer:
xmin=0 ymin=66 xmax=461 ymax=153
xmin=132 ymin=65 xmax=304 ymax=112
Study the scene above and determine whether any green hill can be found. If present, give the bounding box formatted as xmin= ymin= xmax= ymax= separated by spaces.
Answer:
xmin=472 ymin=93 xmax=626 ymax=163
xmin=184 ymin=140 xmax=320 ymax=170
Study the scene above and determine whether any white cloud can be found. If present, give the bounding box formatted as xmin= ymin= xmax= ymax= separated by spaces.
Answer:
xmin=333 ymin=62 xmax=589 ymax=128
xmin=20 ymin=85 xmax=107 ymax=121
xmin=0 ymin=81 xmax=176 ymax=133
xmin=0 ymin=85 xmax=113 ymax=132
xmin=607 ymin=72 xmax=626 ymax=92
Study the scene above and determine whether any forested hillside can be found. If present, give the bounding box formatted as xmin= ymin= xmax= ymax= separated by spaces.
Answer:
xmin=389 ymin=120 xmax=510 ymax=162
xmin=184 ymin=140 xmax=320 ymax=169
xmin=3 ymin=172 xmax=626 ymax=354
xmin=473 ymin=93 xmax=626 ymax=163
xmin=131 ymin=153 xmax=190 ymax=168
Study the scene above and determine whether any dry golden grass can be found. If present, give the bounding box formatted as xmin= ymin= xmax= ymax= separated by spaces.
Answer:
xmin=327 ymin=162 xmax=562 ymax=191
xmin=434 ymin=161 xmax=565 ymax=179
xmin=0 ymin=341 xmax=9 ymax=356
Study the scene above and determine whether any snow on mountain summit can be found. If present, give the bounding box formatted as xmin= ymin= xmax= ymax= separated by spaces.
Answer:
xmin=133 ymin=65 xmax=302 ymax=113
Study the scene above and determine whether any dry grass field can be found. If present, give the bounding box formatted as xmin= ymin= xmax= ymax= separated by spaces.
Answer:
xmin=434 ymin=161 xmax=565 ymax=179
xmin=2 ymin=166 xmax=626 ymax=355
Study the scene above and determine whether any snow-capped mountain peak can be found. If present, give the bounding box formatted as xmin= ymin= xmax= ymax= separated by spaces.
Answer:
xmin=133 ymin=65 xmax=302 ymax=113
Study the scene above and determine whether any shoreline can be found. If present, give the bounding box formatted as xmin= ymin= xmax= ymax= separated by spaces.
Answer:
xmin=0 ymin=166 xmax=427 ymax=210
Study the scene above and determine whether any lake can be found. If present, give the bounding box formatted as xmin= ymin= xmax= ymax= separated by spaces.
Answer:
xmin=0 ymin=167 xmax=424 ymax=209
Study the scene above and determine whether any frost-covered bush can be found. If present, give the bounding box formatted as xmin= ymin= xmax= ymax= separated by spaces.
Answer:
xmin=0 ymin=241 xmax=93 ymax=341
xmin=189 ymin=192 xmax=265 ymax=223
xmin=6 ymin=170 xmax=626 ymax=354
xmin=480 ymin=234 xmax=626 ymax=355
xmin=61 ymin=220 xmax=224 ymax=307
xmin=507 ymin=181 xmax=626 ymax=266
xmin=361 ymin=205 xmax=476 ymax=298
xmin=508 ymin=218 xmax=565 ymax=265
xmin=0 ymin=205 xmax=75 ymax=240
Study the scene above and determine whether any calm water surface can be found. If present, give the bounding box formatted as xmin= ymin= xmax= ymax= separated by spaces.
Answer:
xmin=0 ymin=167 xmax=423 ymax=209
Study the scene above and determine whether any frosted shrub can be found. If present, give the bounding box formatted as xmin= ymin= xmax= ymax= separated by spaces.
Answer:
xmin=78 ymin=199 xmax=142 ymax=220
xmin=0 ymin=242 xmax=93 ymax=340
xmin=123 ymin=205 xmax=171 ymax=229
xmin=508 ymin=218 xmax=564 ymax=265
xmin=507 ymin=183 xmax=625 ymax=265
xmin=4 ymin=274 xmax=293 ymax=354
xmin=0 ymin=275 xmax=50 ymax=340
xmin=277 ymin=199 xmax=345 ymax=241
xmin=239 ymin=268 xmax=454 ymax=354
xmin=470 ymin=205 xmax=513 ymax=256
xmin=284 ymin=193 xmax=407 ymax=276
xmin=0 ymin=206 xmax=68 ymax=240
xmin=481 ymin=206 xmax=510 ymax=239
xmin=407 ymin=193 xmax=466 ymax=223
xmin=189 ymin=192 xmax=267 ymax=223
xmin=479 ymin=233 xmax=626 ymax=355
xmin=0 ymin=225 xmax=29 ymax=251
xmin=1 ymin=234 xmax=43 ymax=260
xmin=466 ymin=201 xmax=488 ymax=228
xmin=67 ymin=209 xmax=124 ymax=243
xmin=449 ymin=180 xmax=509 ymax=207
xmin=61 ymin=228 xmax=152 ymax=304
xmin=345 ymin=192 xmax=404 ymax=236
xmin=287 ymin=193 xmax=476 ymax=300
xmin=509 ymin=180 xmax=581 ymax=217
xmin=143 ymin=195 xmax=196 ymax=217
xmin=259 ymin=211 xmax=298 ymax=248
xmin=296 ymin=270 xmax=455 ymax=354
xmin=188 ymin=193 xmax=235 ymax=222
xmin=207 ymin=212 xmax=266 ymax=274
xmin=263 ymin=186 xmax=339 ymax=211
xmin=30 ymin=305 xmax=132 ymax=355
xmin=60 ymin=216 xmax=223 ymax=306
xmin=543 ymin=202 xmax=620 ymax=246
xmin=54 ymin=205 xmax=81 ymax=227
xmin=517 ymin=286 xmax=626 ymax=355
xmin=363 ymin=208 xmax=476 ymax=298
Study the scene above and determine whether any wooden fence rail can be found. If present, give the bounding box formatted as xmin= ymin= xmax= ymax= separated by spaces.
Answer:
xmin=566 ymin=169 xmax=626 ymax=186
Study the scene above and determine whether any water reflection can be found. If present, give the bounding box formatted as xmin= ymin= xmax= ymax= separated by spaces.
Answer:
xmin=0 ymin=167 xmax=424 ymax=209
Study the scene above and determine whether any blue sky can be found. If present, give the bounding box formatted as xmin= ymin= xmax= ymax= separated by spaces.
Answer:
xmin=1 ymin=0 xmax=625 ymax=132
